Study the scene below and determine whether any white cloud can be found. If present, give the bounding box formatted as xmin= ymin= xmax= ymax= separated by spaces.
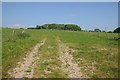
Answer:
xmin=28 ymin=25 xmax=35 ymax=28
xmin=13 ymin=24 xmax=22 ymax=28
xmin=12 ymin=24 xmax=28 ymax=28
xmin=2 ymin=24 xmax=29 ymax=28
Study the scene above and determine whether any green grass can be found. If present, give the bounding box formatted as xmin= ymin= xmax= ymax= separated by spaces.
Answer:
xmin=2 ymin=28 xmax=119 ymax=78
xmin=55 ymin=30 xmax=118 ymax=78
xmin=33 ymin=32 xmax=67 ymax=78
xmin=2 ymin=28 xmax=45 ymax=77
xmin=0 ymin=28 xmax=2 ymax=78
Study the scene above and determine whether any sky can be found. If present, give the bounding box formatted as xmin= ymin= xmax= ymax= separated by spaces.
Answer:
xmin=2 ymin=2 xmax=118 ymax=31
xmin=2 ymin=0 xmax=120 ymax=2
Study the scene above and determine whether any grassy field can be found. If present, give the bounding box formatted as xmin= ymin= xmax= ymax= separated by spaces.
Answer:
xmin=2 ymin=28 xmax=119 ymax=78
xmin=0 ymin=28 xmax=2 ymax=79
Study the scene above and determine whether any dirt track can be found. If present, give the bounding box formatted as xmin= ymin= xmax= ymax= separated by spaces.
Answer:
xmin=8 ymin=37 xmax=86 ymax=78
xmin=57 ymin=38 xmax=84 ymax=78
xmin=8 ymin=39 xmax=46 ymax=78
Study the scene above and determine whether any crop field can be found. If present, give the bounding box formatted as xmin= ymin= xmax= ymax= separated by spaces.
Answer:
xmin=2 ymin=28 xmax=119 ymax=78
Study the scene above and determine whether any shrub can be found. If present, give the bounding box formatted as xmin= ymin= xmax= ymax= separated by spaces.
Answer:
xmin=17 ymin=32 xmax=30 ymax=39
xmin=113 ymin=27 xmax=120 ymax=33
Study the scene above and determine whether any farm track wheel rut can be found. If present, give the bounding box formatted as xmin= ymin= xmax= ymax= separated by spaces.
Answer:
xmin=8 ymin=37 xmax=85 ymax=78
xmin=57 ymin=38 xmax=85 ymax=78
xmin=8 ymin=38 xmax=46 ymax=78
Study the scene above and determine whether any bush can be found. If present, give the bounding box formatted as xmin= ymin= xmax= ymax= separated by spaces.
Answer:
xmin=107 ymin=31 xmax=113 ymax=33
xmin=17 ymin=32 xmax=30 ymax=39
xmin=113 ymin=27 xmax=120 ymax=33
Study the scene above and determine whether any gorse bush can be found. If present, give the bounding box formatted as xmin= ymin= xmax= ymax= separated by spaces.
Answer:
xmin=17 ymin=32 xmax=30 ymax=39
xmin=5 ymin=30 xmax=31 ymax=42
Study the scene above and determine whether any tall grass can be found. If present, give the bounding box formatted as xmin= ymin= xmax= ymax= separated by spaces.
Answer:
xmin=55 ymin=31 xmax=118 ymax=78
xmin=2 ymin=28 xmax=45 ymax=77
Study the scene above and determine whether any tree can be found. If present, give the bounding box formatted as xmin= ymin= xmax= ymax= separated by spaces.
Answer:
xmin=94 ymin=28 xmax=101 ymax=32
xmin=107 ymin=31 xmax=112 ymax=33
xmin=102 ymin=31 xmax=106 ymax=32
xmin=94 ymin=28 xmax=101 ymax=38
xmin=33 ymin=24 xmax=81 ymax=31
xmin=48 ymin=24 xmax=56 ymax=30
xmin=113 ymin=27 xmax=120 ymax=33
xmin=65 ymin=24 xmax=81 ymax=31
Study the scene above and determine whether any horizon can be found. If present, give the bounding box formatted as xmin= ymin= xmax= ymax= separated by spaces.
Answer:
xmin=2 ymin=2 xmax=118 ymax=31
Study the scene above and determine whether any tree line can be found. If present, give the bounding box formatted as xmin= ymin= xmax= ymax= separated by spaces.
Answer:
xmin=27 ymin=24 xmax=120 ymax=33
xmin=28 ymin=24 xmax=81 ymax=31
xmin=113 ymin=27 xmax=120 ymax=33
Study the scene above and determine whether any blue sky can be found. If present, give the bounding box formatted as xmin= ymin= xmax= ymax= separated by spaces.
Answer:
xmin=2 ymin=2 xmax=118 ymax=31
xmin=2 ymin=0 xmax=120 ymax=2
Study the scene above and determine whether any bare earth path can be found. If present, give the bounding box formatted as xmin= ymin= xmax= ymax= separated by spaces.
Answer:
xmin=8 ymin=38 xmax=46 ymax=78
xmin=57 ymin=38 xmax=84 ymax=78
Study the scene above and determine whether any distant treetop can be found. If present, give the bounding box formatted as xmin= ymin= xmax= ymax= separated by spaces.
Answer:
xmin=113 ymin=27 xmax=120 ymax=33
xmin=94 ymin=28 xmax=101 ymax=32
xmin=28 ymin=23 xmax=81 ymax=31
